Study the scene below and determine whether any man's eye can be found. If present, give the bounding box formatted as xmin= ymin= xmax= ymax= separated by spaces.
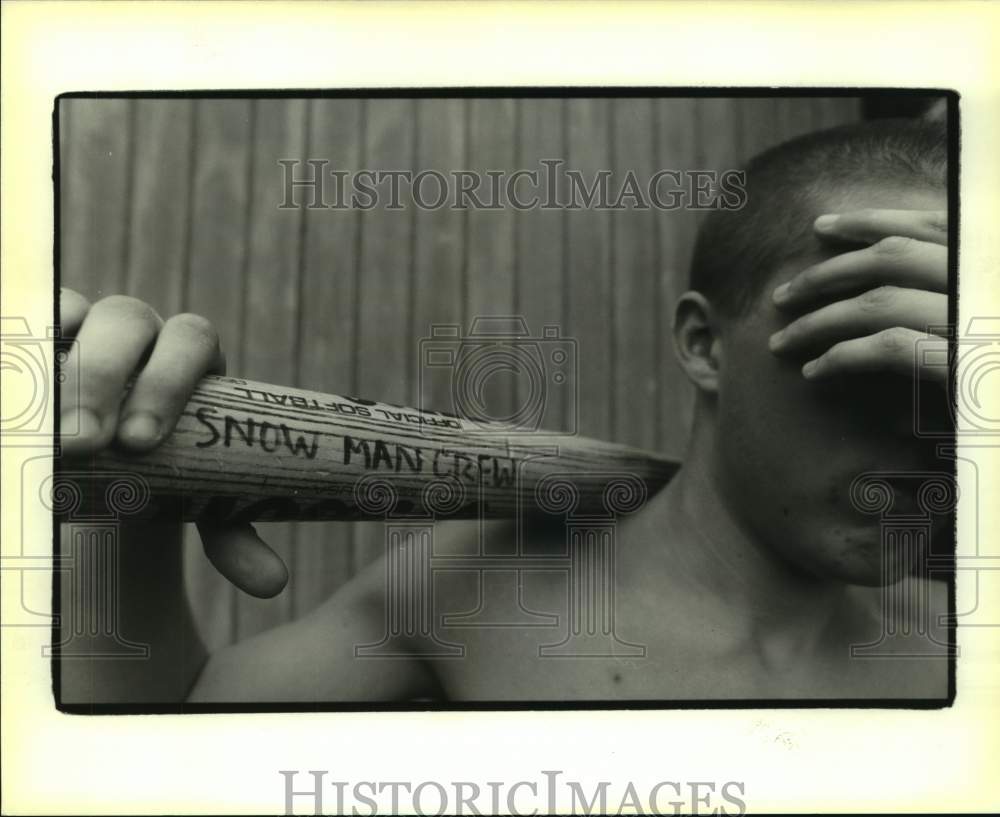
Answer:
xmin=820 ymin=373 xmax=917 ymax=431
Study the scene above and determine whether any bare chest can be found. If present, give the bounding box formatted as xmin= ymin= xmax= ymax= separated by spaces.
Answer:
xmin=423 ymin=572 xmax=947 ymax=701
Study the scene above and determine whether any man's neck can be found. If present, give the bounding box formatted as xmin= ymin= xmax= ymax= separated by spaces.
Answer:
xmin=622 ymin=435 xmax=852 ymax=666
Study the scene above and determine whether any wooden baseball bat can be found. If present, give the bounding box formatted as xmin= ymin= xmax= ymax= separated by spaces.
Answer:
xmin=59 ymin=375 xmax=679 ymax=523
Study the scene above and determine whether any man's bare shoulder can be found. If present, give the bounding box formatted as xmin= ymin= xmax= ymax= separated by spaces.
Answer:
xmin=319 ymin=518 xmax=569 ymax=641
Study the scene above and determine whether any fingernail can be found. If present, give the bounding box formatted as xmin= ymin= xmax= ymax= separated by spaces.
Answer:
xmin=802 ymin=360 xmax=820 ymax=378
xmin=769 ymin=330 xmax=786 ymax=351
xmin=119 ymin=412 xmax=161 ymax=444
xmin=814 ymin=214 xmax=838 ymax=232
xmin=61 ymin=408 xmax=101 ymax=439
xmin=772 ymin=282 xmax=791 ymax=304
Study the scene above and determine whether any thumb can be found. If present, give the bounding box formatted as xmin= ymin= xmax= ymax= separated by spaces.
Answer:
xmin=197 ymin=521 xmax=289 ymax=599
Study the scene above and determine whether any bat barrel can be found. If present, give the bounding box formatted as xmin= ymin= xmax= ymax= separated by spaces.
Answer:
xmin=56 ymin=375 xmax=679 ymax=523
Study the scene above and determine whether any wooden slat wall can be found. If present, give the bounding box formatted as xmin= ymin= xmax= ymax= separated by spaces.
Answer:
xmin=58 ymin=95 xmax=861 ymax=649
xmin=566 ymin=99 xmax=614 ymax=442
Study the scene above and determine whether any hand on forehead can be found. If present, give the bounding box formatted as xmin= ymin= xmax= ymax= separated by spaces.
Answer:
xmin=767 ymin=204 xmax=949 ymax=385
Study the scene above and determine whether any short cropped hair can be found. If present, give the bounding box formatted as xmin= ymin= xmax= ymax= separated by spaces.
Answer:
xmin=689 ymin=117 xmax=947 ymax=318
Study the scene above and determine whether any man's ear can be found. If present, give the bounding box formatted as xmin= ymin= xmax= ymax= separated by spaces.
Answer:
xmin=672 ymin=291 xmax=722 ymax=393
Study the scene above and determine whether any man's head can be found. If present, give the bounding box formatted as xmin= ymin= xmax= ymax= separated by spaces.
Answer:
xmin=673 ymin=117 xmax=949 ymax=586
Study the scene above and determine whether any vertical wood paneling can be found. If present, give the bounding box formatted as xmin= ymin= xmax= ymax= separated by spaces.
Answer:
xmin=125 ymin=100 xmax=196 ymax=314
xmin=515 ymin=99 xmax=567 ymax=432
xmin=816 ymin=97 xmax=863 ymax=133
xmin=610 ymin=98 xmax=660 ymax=449
xmin=412 ymin=98 xmax=466 ymax=411
xmin=235 ymin=98 xmax=309 ymax=640
xmin=59 ymin=95 xmax=862 ymax=647
xmin=695 ymin=98 xmax=742 ymax=168
xmin=464 ymin=99 xmax=518 ymax=423
xmin=774 ymin=97 xmax=821 ymax=142
xmin=564 ymin=99 xmax=613 ymax=440
xmin=655 ymin=98 xmax=699 ymax=457
xmin=184 ymin=98 xmax=255 ymax=331
xmin=734 ymin=97 xmax=781 ymax=164
xmin=60 ymin=99 xmax=133 ymax=296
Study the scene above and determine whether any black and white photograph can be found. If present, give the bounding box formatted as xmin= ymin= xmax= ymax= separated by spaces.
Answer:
xmin=4 ymin=3 xmax=999 ymax=816
xmin=54 ymin=90 xmax=958 ymax=708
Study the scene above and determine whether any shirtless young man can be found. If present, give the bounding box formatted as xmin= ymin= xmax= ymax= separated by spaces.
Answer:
xmin=59 ymin=117 xmax=953 ymax=705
